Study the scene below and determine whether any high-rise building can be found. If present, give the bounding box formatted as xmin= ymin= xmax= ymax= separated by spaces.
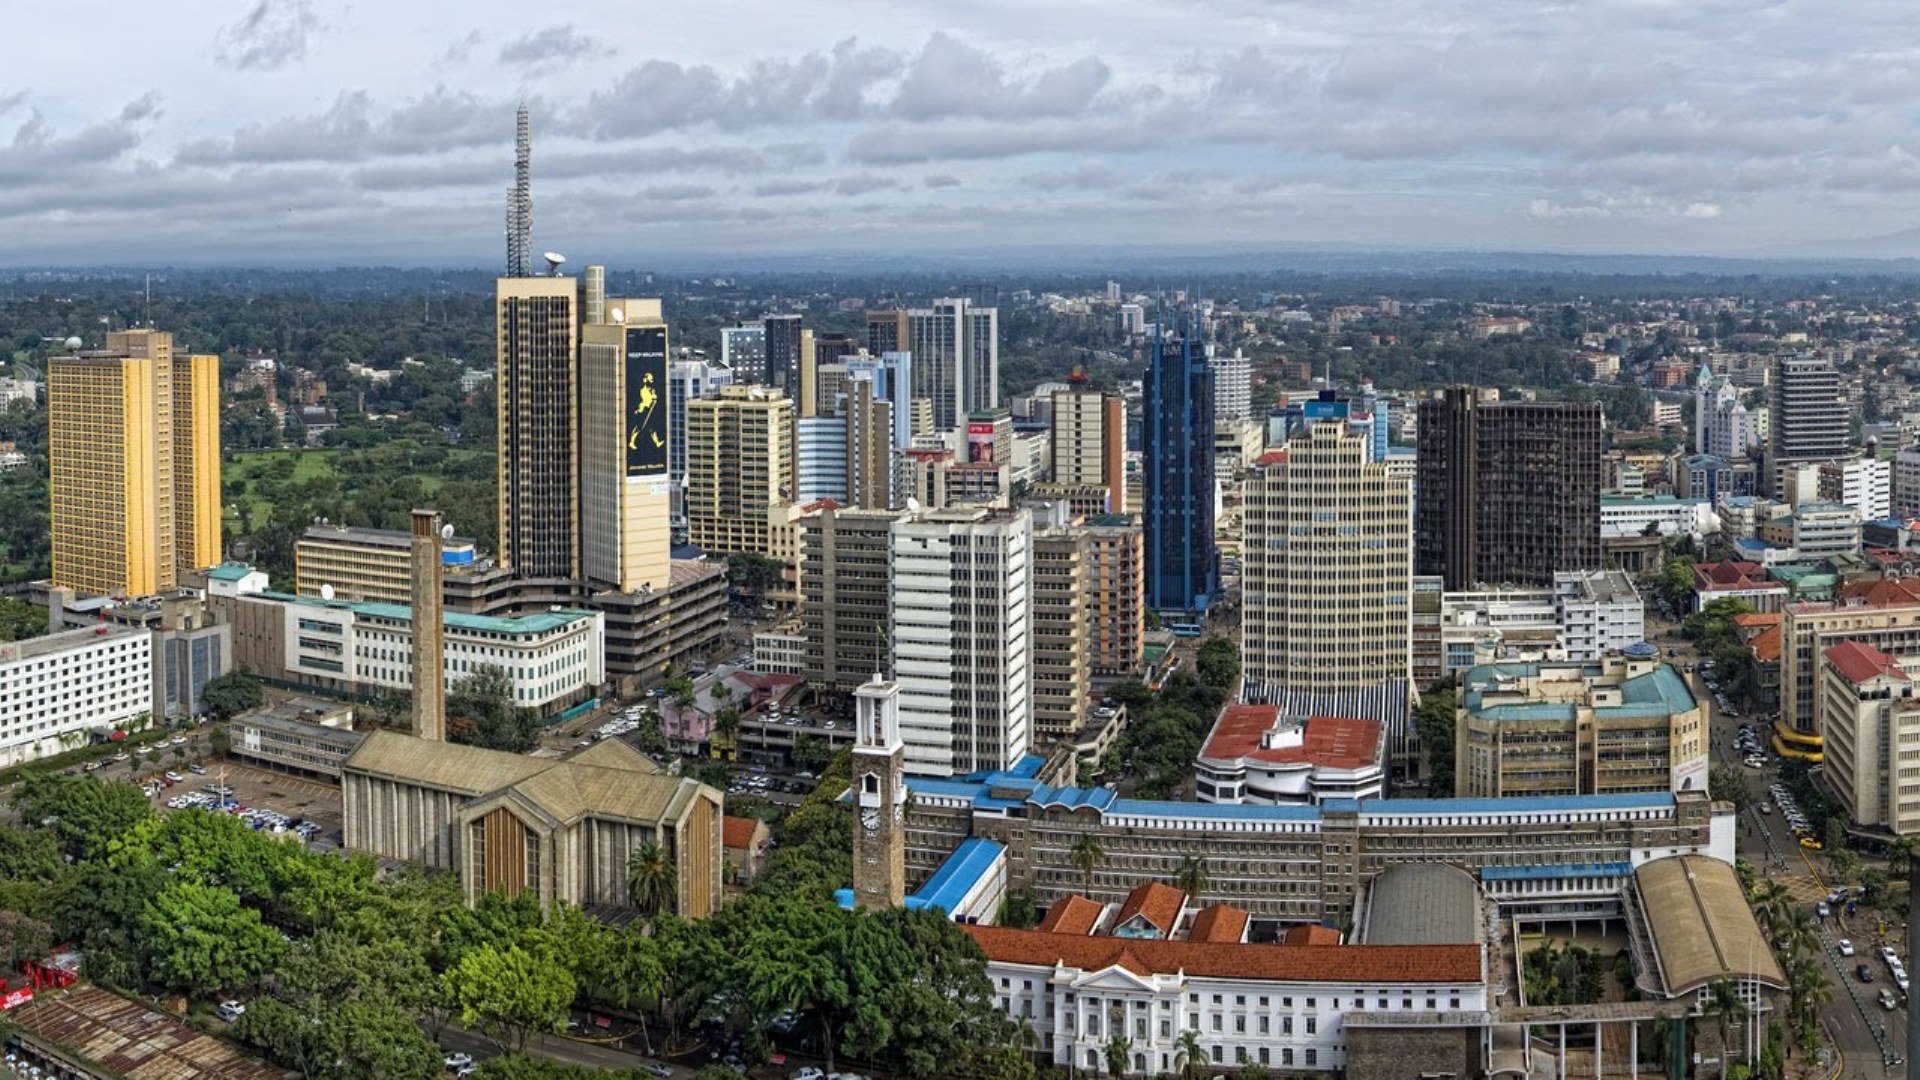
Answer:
xmin=1768 ymin=355 xmax=1849 ymax=494
xmin=48 ymin=330 xmax=220 ymax=596
xmin=685 ymin=384 xmax=795 ymax=556
xmin=795 ymin=416 xmax=849 ymax=504
xmin=763 ymin=314 xmax=808 ymax=397
xmin=1414 ymin=387 xmax=1603 ymax=590
xmin=1083 ymin=515 xmax=1144 ymax=677
xmin=1820 ymin=642 xmax=1920 ymax=837
xmin=1050 ymin=378 xmax=1127 ymax=514
xmin=1142 ymin=315 xmax=1217 ymax=615
xmin=1895 ymin=447 xmax=1920 ymax=519
xmin=495 ymin=276 xmax=580 ymax=580
xmin=800 ymin=506 xmax=904 ymax=691
xmin=890 ymin=507 xmax=1031 ymax=776
xmin=1242 ymin=421 xmax=1412 ymax=704
xmin=668 ymin=359 xmax=734 ymax=526
xmin=1210 ymin=349 xmax=1252 ymax=425
xmin=1031 ymin=527 xmax=1092 ymax=743
xmin=844 ymin=379 xmax=894 ymax=511
xmin=577 ymin=289 xmax=672 ymax=592
xmin=1819 ymin=456 xmax=1890 ymax=522
xmin=869 ymin=300 xmax=999 ymax=431
xmin=720 ymin=324 xmax=767 ymax=383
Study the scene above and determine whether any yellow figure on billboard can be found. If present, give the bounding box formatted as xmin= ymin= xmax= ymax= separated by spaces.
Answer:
xmin=630 ymin=372 xmax=662 ymax=452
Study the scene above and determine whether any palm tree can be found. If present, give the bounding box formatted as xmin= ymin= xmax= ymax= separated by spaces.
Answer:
xmin=626 ymin=841 xmax=678 ymax=921
xmin=1779 ymin=906 xmax=1819 ymax=962
xmin=1070 ymin=833 xmax=1105 ymax=895
xmin=1701 ymin=977 xmax=1748 ymax=1077
xmin=1783 ymin=953 xmax=1831 ymax=1054
xmin=1173 ymin=855 xmax=1209 ymax=900
xmin=1891 ymin=836 xmax=1914 ymax=880
xmin=1749 ymin=879 xmax=1791 ymax=941
xmin=1103 ymin=1032 xmax=1133 ymax=1078
xmin=1173 ymin=1027 xmax=1206 ymax=1080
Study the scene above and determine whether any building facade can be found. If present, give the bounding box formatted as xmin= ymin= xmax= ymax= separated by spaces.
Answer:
xmin=891 ymin=508 xmax=1032 ymax=776
xmin=577 ymin=293 xmax=673 ymax=593
xmin=684 ymin=384 xmax=796 ymax=556
xmin=1210 ymin=349 xmax=1252 ymax=424
xmin=1083 ymin=516 xmax=1145 ymax=677
xmin=1142 ymin=317 xmax=1217 ymax=615
xmin=1454 ymin=651 xmax=1707 ymax=799
xmin=1819 ymin=641 xmax=1920 ymax=836
xmin=0 ymin=624 xmax=153 ymax=767
xmin=668 ymin=359 xmax=735 ymax=526
xmin=1050 ymin=382 xmax=1127 ymax=514
xmin=1414 ymin=387 xmax=1603 ymax=590
xmin=495 ymin=276 xmax=580 ymax=580
xmin=799 ymin=506 xmax=904 ymax=692
xmin=1767 ymin=355 xmax=1849 ymax=495
xmin=1031 ymin=527 xmax=1092 ymax=744
xmin=48 ymin=330 xmax=220 ymax=597
xmin=296 ymin=524 xmax=478 ymax=605
xmin=1242 ymin=421 xmax=1412 ymax=704
xmin=719 ymin=324 xmax=766 ymax=383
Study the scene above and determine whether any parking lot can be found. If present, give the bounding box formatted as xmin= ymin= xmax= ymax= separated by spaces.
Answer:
xmin=145 ymin=758 xmax=346 ymax=850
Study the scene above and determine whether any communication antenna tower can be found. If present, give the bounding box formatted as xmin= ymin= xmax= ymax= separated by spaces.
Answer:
xmin=505 ymin=103 xmax=533 ymax=278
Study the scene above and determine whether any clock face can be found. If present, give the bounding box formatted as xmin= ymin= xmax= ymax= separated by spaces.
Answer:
xmin=861 ymin=807 xmax=880 ymax=832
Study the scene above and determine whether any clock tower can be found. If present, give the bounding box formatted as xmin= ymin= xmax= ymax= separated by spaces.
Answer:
xmin=851 ymin=673 xmax=907 ymax=910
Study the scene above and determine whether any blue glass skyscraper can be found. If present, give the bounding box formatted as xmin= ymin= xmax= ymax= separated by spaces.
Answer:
xmin=1142 ymin=309 xmax=1217 ymax=616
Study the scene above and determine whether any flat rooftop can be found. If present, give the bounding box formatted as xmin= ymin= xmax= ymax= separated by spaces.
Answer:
xmin=1200 ymin=705 xmax=1382 ymax=771
xmin=8 ymin=984 xmax=291 ymax=1080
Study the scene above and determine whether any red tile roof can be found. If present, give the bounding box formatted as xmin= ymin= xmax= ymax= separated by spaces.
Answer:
xmin=1281 ymin=925 xmax=1342 ymax=946
xmin=1839 ymin=578 xmax=1920 ymax=607
xmin=1188 ymin=904 xmax=1250 ymax=944
xmin=963 ymin=926 xmax=1482 ymax=984
xmin=1201 ymin=706 xmax=1382 ymax=771
xmin=1749 ymin=624 xmax=1783 ymax=664
xmin=1254 ymin=449 xmax=1289 ymax=467
xmin=1731 ymin=612 xmax=1782 ymax=629
xmin=1825 ymin=640 xmax=1910 ymax=686
xmin=721 ymin=815 xmax=763 ymax=849
xmin=1113 ymin=882 xmax=1186 ymax=936
xmin=1037 ymin=894 xmax=1105 ymax=936
xmin=800 ymin=498 xmax=843 ymax=513
xmin=1693 ymin=560 xmax=1770 ymax=588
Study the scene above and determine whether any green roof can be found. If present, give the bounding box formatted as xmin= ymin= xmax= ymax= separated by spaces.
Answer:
xmin=261 ymin=591 xmax=594 ymax=636
xmin=207 ymin=562 xmax=258 ymax=582
xmin=1463 ymin=661 xmax=1697 ymax=723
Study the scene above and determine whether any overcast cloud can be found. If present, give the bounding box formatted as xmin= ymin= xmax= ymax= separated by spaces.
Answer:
xmin=2 ymin=0 xmax=1916 ymax=264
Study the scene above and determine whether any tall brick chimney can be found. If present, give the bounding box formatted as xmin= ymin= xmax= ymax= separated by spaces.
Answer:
xmin=409 ymin=509 xmax=446 ymax=741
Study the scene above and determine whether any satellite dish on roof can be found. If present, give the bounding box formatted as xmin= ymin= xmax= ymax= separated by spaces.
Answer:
xmin=63 ymin=336 xmax=82 ymax=351
xmin=543 ymin=252 xmax=567 ymax=275
xmin=441 ymin=523 xmax=454 ymax=541
xmin=610 ymin=307 xmax=625 ymax=324
xmin=319 ymin=584 xmax=335 ymax=600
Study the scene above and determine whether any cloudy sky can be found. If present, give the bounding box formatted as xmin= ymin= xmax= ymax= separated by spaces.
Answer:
xmin=5 ymin=0 xmax=1917 ymax=266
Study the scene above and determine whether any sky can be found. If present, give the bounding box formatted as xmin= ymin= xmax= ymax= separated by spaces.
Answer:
xmin=4 ymin=0 xmax=1919 ymax=266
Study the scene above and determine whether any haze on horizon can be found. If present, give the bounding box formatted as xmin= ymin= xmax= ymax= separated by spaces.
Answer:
xmin=4 ymin=0 xmax=1917 ymax=267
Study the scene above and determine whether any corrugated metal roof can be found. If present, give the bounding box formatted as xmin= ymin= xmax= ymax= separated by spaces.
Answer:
xmin=1360 ymin=863 xmax=1481 ymax=945
xmin=907 ymin=837 xmax=1004 ymax=915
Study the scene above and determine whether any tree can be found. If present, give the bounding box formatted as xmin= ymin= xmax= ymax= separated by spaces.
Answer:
xmin=1103 ymin=1032 xmax=1133 ymax=1077
xmin=1173 ymin=1027 xmax=1206 ymax=1080
xmin=1709 ymin=764 xmax=1752 ymax=812
xmin=627 ymin=841 xmax=678 ymax=919
xmin=142 ymin=880 xmax=288 ymax=995
xmin=1173 ymin=856 xmax=1209 ymax=899
xmin=448 ymin=665 xmax=539 ymax=753
xmin=1413 ymin=679 xmax=1458 ymax=796
xmin=1891 ymin=836 xmax=1914 ymax=880
xmin=0 ymin=911 xmax=52 ymax=971
xmin=0 ymin=598 xmax=47 ymax=642
xmin=1702 ymin=977 xmax=1749 ymax=1078
xmin=792 ymin=733 xmax=833 ymax=771
xmin=1195 ymin=637 xmax=1240 ymax=690
xmin=443 ymin=943 xmax=575 ymax=1055
xmin=1823 ymin=813 xmax=1848 ymax=856
xmin=10 ymin=773 xmax=153 ymax=860
xmin=201 ymin=671 xmax=265 ymax=719
xmin=1070 ymin=833 xmax=1105 ymax=894
xmin=997 ymin=889 xmax=1040 ymax=929
xmin=208 ymin=726 xmax=233 ymax=760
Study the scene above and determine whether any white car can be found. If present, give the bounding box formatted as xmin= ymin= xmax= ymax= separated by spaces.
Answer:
xmin=444 ymin=1052 xmax=474 ymax=1071
xmin=217 ymin=1000 xmax=246 ymax=1022
xmin=792 ymin=1069 xmax=825 ymax=1080
xmin=1839 ymin=939 xmax=1856 ymax=956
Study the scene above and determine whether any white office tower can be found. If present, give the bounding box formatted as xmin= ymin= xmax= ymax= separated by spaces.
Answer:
xmin=1211 ymin=349 xmax=1252 ymax=424
xmin=911 ymin=299 xmax=999 ymax=432
xmin=890 ymin=507 xmax=1032 ymax=777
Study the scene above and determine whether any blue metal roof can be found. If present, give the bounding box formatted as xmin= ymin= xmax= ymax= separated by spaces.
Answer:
xmin=1027 ymin=785 xmax=1119 ymax=812
xmin=1110 ymin=798 xmax=1320 ymax=820
xmin=906 ymin=778 xmax=991 ymax=798
xmin=906 ymin=837 xmax=1004 ymax=916
xmin=1360 ymin=793 xmax=1674 ymax=815
xmin=1481 ymin=862 xmax=1633 ymax=881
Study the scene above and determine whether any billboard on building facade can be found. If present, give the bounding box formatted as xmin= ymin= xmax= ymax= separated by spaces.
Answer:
xmin=625 ymin=326 xmax=668 ymax=476
xmin=966 ymin=421 xmax=996 ymax=463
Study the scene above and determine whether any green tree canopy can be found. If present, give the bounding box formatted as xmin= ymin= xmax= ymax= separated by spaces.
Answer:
xmin=141 ymin=879 xmax=288 ymax=996
xmin=201 ymin=671 xmax=265 ymax=719
xmin=448 ymin=665 xmax=539 ymax=753
xmin=443 ymin=943 xmax=575 ymax=1055
xmin=10 ymin=772 xmax=154 ymax=860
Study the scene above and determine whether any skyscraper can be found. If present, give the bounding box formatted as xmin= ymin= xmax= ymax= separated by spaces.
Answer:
xmin=890 ymin=507 xmax=1031 ymax=776
xmin=1414 ymin=387 xmax=1603 ymax=590
xmin=668 ymin=359 xmax=734 ymax=528
xmin=577 ymin=287 xmax=672 ymax=593
xmin=684 ymin=384 xmax=795 ymax=556
xmin=1031 ymin=526 xmax=1092 ymax=743
xmin=48 ymin=330 xmax=220 ymax=596
xmin=1142 ymin=312 xmax=1217 ymax=615
xmin=1050 ymin=376 xmax=1127 ymax=514
xmin=800 ymin=505 xmax=904 ymax=691
xmin=1768 ymin=355 xmax=1850 ymax=495
xmin=1210 ymin=349 xmax=1252 ymax=425
xmin=1242 ymin=420 xmax=1412 ymax=702
xmin=762 ymin=314 xmax=809 ymax=396
xmin=869 ymin=299 xmax=998 ymax=431
xmin=720 ymin=324 xmax=767 ymax=383
xmin=495 ymin=276 xmax=580 ymax=580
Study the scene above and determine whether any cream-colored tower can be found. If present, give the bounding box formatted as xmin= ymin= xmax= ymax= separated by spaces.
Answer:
xmin=684 ymin=384 xmax=795 ymax=556
xmin=851 ymin=673 xmax=907 ymax=910
xmin=578 ymin=275 xmax=672 ymax=593
xmin=48 ymin=330 xmax=220 ymax=597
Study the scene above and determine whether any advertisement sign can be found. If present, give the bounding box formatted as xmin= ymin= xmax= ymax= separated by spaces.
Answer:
xmin=0 ymin=985 xmax=32 ymax=1011
xmin=966 ymin=421 xmax=996 ymax=464
xmin=625 ymin=326 xmax=668 ymax=477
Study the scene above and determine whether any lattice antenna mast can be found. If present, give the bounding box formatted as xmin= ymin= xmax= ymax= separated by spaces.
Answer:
xmin=505 ymin=103 xmax=533 ymax=277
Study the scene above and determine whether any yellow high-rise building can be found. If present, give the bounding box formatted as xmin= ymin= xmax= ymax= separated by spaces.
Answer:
xmin=685 ymin=384 xmax=795 ymax=557
xmin=578 ymin=288 xmax=672 ymax=594
xmin=48 ymin=330 xmax=221 ymax=597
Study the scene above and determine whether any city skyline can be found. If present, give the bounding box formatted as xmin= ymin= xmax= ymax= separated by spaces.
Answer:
xmin=5 ymin=1 xmax=1919 ymax=265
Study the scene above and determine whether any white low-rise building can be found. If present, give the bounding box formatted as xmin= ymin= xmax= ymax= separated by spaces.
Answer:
xmin=1195 ymin=705 xmax=1386 ymax=805
xmin=0 ymin=624 xmax=153 ymax=766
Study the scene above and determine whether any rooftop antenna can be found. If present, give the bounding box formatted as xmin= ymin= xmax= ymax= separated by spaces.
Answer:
xmin=143 ymin=273 xmax=152 ymax=328
xmin=505 ymin=103 xmax=532 ymax=278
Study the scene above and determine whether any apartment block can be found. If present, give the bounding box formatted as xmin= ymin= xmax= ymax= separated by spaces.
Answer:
xmin=1083 ymin=516 xmax=1144 ymax=677
xmin=1031 ymin=527 xmax=1092 ymax=744
xmin=1820 ymin=641 xmax=1920 ymax=836
xmin=296 ymin=524 xmax=478 ymax=605
xmin=1454 ymin=650 xmax=1707 ymax=798
xmin=48 ymin=330 xmax=220 ymax=596
xmin=0 ymin=624 xmax=153 ymax=766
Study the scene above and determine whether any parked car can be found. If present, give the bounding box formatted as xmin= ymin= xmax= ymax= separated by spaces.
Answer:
xmin=217 ymin=1000 xmax=246 ymax=1022
xmin=444 ymin=1053 xmax=474 ymax=1071
xmin=1839 ymin=939 xmax=1856 ymax=956
xmin=1858 ymin=964 xmax=1875 ymax=983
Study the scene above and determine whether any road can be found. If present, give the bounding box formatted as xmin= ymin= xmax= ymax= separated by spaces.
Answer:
xmin=1652 ymin=615 xmax=1906 ymax=1077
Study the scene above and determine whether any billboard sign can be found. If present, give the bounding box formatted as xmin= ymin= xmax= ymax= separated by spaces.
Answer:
xmin=625 ymin=326 xmax=668 ymax=477
xmin=966 ymin=421 xmax=996 ymax=463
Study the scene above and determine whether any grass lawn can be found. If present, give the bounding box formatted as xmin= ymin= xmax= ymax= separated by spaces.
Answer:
xmin=225 ymin=446 xmax=490 ymax=531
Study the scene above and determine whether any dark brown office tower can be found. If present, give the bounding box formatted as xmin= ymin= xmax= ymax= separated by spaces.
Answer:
xmin=800 ymin=506 xmax=904 ymax=691
xmin=495 ymin=277 xmax=580 ymax=580
xmin=1415 ymin=387 xmax=1602 ymax=590
xmin=814 ymin=333 xmax=860 ymax=365
xmin=866 ymin=310 xmax=909 ymax=356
